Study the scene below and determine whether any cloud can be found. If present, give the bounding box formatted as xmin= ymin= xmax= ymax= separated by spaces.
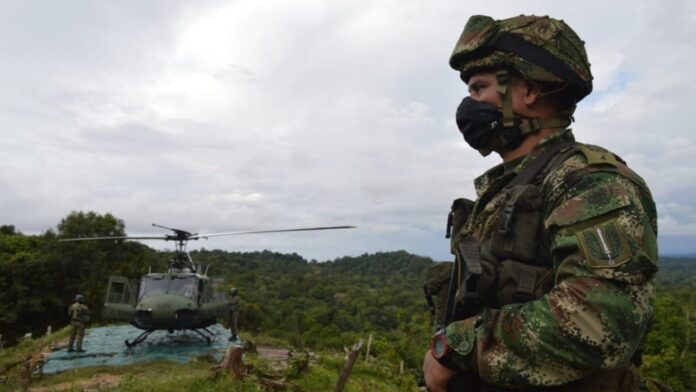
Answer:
xmin=1 ymin=0 xmax=695 ymax=259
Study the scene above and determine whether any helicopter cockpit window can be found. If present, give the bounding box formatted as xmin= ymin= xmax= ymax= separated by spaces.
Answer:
xmin=139 ymin=276 xmax=168 ymax=300
xmin=169 ymin=276 xmax=198 ymax=299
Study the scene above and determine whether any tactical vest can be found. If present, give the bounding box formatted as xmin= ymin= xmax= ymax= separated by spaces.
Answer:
xmin=69 ymin=303 xmax=90 ymax=324
xmin=443 ymin=140 xmax=657 ymax=392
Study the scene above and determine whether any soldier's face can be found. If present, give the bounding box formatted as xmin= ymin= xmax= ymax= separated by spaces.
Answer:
xmin=467 ymin=71 xmax=531 ymax=115
xmin=467 ymin=72 xmax=501 ymax=107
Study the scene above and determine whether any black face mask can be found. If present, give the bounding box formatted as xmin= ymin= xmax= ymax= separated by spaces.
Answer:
xmin=455 ymin=97 xmax=524 ymax=152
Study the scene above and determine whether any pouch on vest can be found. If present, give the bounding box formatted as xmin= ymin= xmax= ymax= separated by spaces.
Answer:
xmin=447 ymin=198 xmax=475 ymax=243
xmin=423 ymin=261 xmax=454 ymax=328
xmin=495 ymin=259 xmax=554 ymax=306
xmin=488 ymin=184 xmax=549 ymax=266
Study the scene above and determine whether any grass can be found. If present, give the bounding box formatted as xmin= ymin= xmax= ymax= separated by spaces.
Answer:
xmin=0 ymin=328 xmax=421 ymax=392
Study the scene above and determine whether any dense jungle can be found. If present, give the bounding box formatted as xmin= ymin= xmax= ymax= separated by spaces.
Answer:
xmin=1 ymin=211 xmax=694 ymax=391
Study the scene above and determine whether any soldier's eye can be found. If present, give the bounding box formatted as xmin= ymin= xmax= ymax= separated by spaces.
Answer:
xmin=468 ymin=83 xmax=484 ymax=94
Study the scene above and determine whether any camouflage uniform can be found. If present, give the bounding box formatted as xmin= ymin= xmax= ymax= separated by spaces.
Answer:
xmin=228 ymin=290 xmax=241 ymax=340
xmin=438 ymin=14 xmax=660 ymax=391
xmin=67 ymin=300 xmax=90 ymax=352
xmin=444 ymin=129 xmax=657 ymax=389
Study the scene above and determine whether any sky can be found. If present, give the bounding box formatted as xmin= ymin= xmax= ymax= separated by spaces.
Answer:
xmin=2 ymin=0 xmax=695 ymax=261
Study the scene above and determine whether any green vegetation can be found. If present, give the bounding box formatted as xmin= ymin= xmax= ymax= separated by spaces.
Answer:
xmin=0 ymin=326 xmax=419 ymax=391
xmin=642 ymin=257 xmax=696 ymax=392
xmin=1 ymin=211 xmax=695 ymax=391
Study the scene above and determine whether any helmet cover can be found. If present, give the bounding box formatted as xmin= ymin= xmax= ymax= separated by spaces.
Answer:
xmin=450 ymin=15 xmax=593 ymax=102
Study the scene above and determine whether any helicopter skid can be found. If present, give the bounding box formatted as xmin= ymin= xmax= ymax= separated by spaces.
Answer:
xmin=191 ymin=327 xmax=215 ymax=345
xmin=125 ymin=329 xmax=155 ymax=348
xmin=124 ymin=328 xmax=215 ymax=348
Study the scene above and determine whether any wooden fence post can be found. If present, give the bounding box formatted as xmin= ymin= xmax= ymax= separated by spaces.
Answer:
xmin=334 ymin=339 xmax=364 ymax=392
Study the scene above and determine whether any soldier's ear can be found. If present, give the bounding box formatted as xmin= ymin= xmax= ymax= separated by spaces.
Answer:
xmin=521 ymin=79 xmax=542 ymax=106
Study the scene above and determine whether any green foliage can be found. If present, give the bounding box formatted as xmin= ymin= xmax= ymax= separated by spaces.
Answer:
xmin=3 ymin=213 xmax=696 ymax=390
xmin=0 ymin=212 xmax=159 ymax=345
xmin=641 ymin=257 xmax=696 ymax=391
xmin=194 ymin=249 xmax=433 ymax=363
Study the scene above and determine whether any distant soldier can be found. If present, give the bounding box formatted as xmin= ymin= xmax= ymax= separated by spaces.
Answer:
xmin=228 ymin=288 xmax=241 ymax=342
xmin=67 ymin=294 xmax=90 ymax=352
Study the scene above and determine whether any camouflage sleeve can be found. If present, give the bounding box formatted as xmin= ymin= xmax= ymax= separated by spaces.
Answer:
xmin=444 ymin=164 xmax=658 ymax=387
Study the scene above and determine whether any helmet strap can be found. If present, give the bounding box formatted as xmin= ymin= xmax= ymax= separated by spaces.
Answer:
xmin=495 ymin=70 xmax=516 ymax=128
xmin=479 ymin=69 xmax=573 ymax=156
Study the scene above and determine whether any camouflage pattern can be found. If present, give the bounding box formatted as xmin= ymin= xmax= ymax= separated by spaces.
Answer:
xmin=228 ymin=294 xmax=241 ymax=339
xmin=67 ymin=301 xmax=90 ymax=351
xmin=444 ymin=129 xmax=658 ymax=388
xmin=450 ymin=15 xmax=593 ymax=102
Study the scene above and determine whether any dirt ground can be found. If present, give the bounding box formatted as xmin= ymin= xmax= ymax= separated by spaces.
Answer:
xmin=29 ymin=374 xmax=121 ymax=392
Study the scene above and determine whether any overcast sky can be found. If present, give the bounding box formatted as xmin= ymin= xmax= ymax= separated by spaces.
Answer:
xmin=2 ymin=0 xmax=695 ymax=261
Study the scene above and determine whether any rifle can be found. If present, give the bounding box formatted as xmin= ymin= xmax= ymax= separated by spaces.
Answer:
xmin=421 ymin=199 xmax=482 ymax=391
xmin=441 ymin=235 xmax=483 ymax=391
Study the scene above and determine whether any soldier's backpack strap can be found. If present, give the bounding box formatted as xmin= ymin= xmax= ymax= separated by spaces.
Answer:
xmin=504 ymin=141 xmax=576 ymax=189
xmin=497 ymin=140 xmax=576 ymax=242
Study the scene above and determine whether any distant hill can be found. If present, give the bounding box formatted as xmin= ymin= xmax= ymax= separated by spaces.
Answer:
xmin=656 ymin=256 xmax=696 ymax=286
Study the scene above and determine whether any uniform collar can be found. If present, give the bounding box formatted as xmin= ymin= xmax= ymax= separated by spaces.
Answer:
xmin=473 ymin=129 xmax=575 ymax=197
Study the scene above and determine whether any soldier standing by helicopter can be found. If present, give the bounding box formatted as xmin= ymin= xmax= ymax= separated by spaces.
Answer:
xmin=228 ymin=288 xmax=241 ymax=342
xmin=67 ymin=294 xmax=90 ymax=352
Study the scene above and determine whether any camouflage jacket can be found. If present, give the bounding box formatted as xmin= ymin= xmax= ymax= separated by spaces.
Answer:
xmin=68 ymin=302 xmax=90 ymax=323
xmin=445 ymin=129 xmax=658 ymax=387
xmin=229 ymin=296 xmax=241 ymax=313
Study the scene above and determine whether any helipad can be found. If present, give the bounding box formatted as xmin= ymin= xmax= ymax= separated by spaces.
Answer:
xmin=43 ymin=324 xmax=237 ymax=374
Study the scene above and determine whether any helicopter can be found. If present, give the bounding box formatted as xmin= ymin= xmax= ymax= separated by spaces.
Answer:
xmin=59 ymin=223 xmax=355 ymax=347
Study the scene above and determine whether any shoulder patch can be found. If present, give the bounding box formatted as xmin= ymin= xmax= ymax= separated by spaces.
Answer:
xmin=576 ymin=219 xmax=632 ymax=268
xmin=577 ymin=145 xmax=618 ymax=167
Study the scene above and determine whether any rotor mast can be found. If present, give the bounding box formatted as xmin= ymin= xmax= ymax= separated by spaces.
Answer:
xmin=152 ymin=224 xmax=199 ymax=273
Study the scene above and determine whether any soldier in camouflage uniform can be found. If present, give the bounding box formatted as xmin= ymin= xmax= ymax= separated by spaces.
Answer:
xmin=228 ymin=288 xmax=241 ymax=342
xmin=67 ymin=294 xmax=90 ymax=352
xmin=423 ymin=15 xmax=662 ymax=392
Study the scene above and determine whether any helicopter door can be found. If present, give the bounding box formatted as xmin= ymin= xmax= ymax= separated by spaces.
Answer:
xmin=103 ymin=275 xmax=138 ymax=320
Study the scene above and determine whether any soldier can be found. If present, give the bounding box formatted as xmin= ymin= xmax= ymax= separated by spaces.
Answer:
xmin=228 ymin=288 xmax=241 ymax=342
xmin=67 ymin=294 xmax=90 ymax=352
xmin=423 ymin=15 xmax=662 ymax=391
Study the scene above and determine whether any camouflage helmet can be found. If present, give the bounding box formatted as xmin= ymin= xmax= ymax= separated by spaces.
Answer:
xmin=75 ymin=294 xmax=84 ymax=302
xmin=450 ymin=15 xmax=593 ymax=103
xmin=229 ymin=288 xmax=238 ymax=296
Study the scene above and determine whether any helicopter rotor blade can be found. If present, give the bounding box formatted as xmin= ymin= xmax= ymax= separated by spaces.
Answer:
xmin=152 ymin=223 xmax=194 ymax=237
xmin=58 ymin=236 xmax=168 ymax=242
xmin=191 ymin=225 xmax=356 ymax=239
xmin=152 ymin=223 xmax=176 ymax=231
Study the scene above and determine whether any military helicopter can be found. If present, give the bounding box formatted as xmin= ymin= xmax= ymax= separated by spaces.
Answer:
xmin=59 ymin=223 xmax=354 ymax=347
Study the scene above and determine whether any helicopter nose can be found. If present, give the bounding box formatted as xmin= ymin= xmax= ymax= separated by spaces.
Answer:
xmin=137 ymin=295 xmax=196 ymax=329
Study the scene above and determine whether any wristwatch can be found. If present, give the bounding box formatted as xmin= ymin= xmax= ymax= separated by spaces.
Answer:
xmin=430 ymin=329 xmax=460 ymax=370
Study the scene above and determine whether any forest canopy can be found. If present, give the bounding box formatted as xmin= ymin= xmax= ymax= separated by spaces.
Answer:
xmin=1 ymin=211 xmax=694 ymax=390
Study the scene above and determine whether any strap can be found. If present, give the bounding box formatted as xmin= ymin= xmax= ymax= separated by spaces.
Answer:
xmin=518 ymin=116 xmax=572 ymax=135
xmin=505 ymin=141 xmax=575 ymax=189
xmin=513 ymin=268 xmax=537 ymax=303
xmin=496 ymin=70 xmax=515 ymax=128
xmin=493 ymin=31 xmax=592 ymax=99
xmin=457 ymin=236 xmax=484 ymax=279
